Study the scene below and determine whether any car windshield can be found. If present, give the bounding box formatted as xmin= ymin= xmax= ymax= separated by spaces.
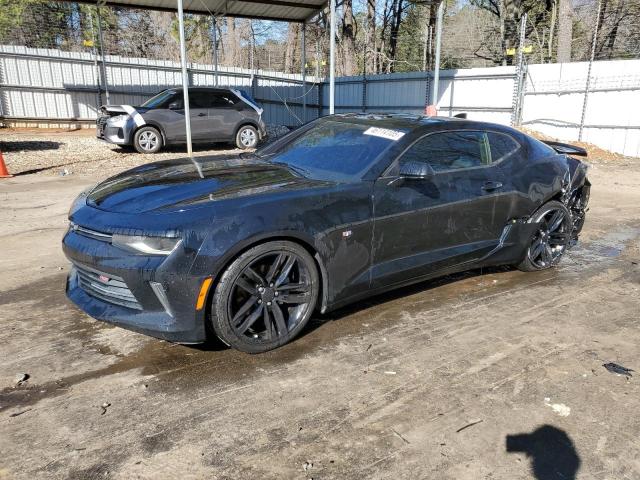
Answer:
xmin=141 ymin=90 xmax=176 ymax=109
xmin=260 ymin=119 xmax=403 ymax=181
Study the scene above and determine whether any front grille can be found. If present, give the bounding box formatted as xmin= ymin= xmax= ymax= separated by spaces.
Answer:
xmin=96 ymin=116 xmax=108 ymax=138
xmin=75 ymin=263 xmax=142 ymax=310
xmin=70 ymin=223 xmax=112 ymax=242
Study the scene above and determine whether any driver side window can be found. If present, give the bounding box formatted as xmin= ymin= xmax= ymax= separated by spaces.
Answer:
xmin=400 ymin=131 xmax=491 ymax=172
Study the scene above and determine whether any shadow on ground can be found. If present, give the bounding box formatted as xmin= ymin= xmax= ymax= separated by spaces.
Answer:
xmin=507 ymin=425 xmax=581 ymax=480
xmin=110 ymin=142 xmax=236 ymax=154
xmin=0 ymin=140 xmax=61 ymax=152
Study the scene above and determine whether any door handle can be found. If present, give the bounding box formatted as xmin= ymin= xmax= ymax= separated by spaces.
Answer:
xmin=197 ymin=112 xmax=207 ymax=117
xmin=481 ymin=181 xmax=503 ymax=192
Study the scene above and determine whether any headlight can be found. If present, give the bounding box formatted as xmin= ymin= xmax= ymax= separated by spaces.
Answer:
xmin=107 ymin=114 xmax=129 ymax=127
xmin=112 ymin=234 xmax=181 ymax=255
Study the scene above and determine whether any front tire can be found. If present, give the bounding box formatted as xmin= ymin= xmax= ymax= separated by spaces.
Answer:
xmin=210 ymin=241 xmax=319 ymax=353
xmin=133 ymin=126 xmax=162 ymax=153
xmin=518 ymin=200 xmax=572 ymax=272
xmin=235 ymin=125 xmax=258 ymax=149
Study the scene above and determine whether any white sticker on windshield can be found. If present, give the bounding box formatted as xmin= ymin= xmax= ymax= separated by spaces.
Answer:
xmin=363 ymin=127 xmax=405 ymax=141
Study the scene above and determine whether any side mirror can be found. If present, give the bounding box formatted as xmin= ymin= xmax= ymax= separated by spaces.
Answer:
xmin=168 ymin=102 xmax=181 ymax=110
xmin=399 ymin=161 xmax=434 ymax=179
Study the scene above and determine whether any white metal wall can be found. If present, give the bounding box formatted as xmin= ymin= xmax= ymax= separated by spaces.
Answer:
xmin=521 ymin=59 xmax=640 ymax=157
xmin=0 ymin=45 xmax=319 ymax=127
xmin=2 ymin=45 xmax=639 ymax=157
xmin=320 ymin=66 xmax=516 ymax=124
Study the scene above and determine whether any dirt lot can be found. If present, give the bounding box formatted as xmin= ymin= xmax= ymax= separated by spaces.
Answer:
xmin=1 ymin=130 xmax=639 ymax=479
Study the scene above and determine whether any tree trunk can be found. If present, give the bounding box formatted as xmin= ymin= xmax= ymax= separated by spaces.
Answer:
xmin=427 ymin=3 xmax=437 ymax=70
xmin=342 ymin=0 xmax=356 ymax=75
xmin=284 ymin=24 xmax=299 ymax=73
xmin=365 ymin=0 xmax=376 ymax=73
xmin=557 ymin=0 xmax=573 ymax=62
xmin=503 ymin=0 xmax=522 ymax=65
xmin=387 ymin=0 xmax=404 ymax=73
xmin=225 ymin=17 xmax=239 ymax=66
xmin=499 ymin=0 xmax=507 ymax=65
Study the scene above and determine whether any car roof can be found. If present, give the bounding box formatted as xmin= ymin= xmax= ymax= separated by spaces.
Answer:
xmin=328 ymin=113 xmax=518 ymax=136
xmin=167 ymin=87 xmax=234 ymax=93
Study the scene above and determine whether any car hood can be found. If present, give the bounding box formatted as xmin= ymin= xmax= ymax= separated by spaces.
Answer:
xmin=85 ymin=155 xmax=326 ymax=214
xmin=101 ymin=104 xmax=150 ymax=116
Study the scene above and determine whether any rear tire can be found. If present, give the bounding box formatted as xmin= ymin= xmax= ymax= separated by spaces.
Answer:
xmin=133 ymin=126 xmax=162 ymax=154
xmin=517 ymin=200 xmax=572 ymax=272
xmin=210 ymin=241 xmax=319 ymax=353
xmin=235 ymin=125 xmax=258 ymax=149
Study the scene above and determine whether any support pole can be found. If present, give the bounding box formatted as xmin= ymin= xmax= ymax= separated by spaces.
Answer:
xmin=212 ymin=17 xmax=218 ymax=87
xmin=362 ymin=37 xmax=367 ymax=113
xmin=431 ymin=1 xmax=444 ymax=110
xmin=422 ymin=23 xmax=428 ymax=71
xmin=177 ymin=0 xmax=192 ymax=158
xmin=579 ymin=0 xmax=601 ymax=141
xmin=96 ymin=5 xmax=110 ymax=106
xmin=511 ymin=13 xmax=527 ymax=126
xmin=301 ymin=23 xmax=306 ymax=123
xmin=89 ymin=10 xmax=101 ymax=109
xmin=329 ymin=0 xmax=336 ymax=115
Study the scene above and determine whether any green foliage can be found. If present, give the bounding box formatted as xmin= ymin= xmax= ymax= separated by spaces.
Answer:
xmin=394 ymin=4 xmax=429 ymax=72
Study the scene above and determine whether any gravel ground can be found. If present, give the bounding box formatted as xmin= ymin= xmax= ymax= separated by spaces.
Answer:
xmin=1 ymin=123 xmax=640 ymax=478
xmin=0 ymin=125 xmax=291 ymax=178
xmin=1 ymin=125 xmax=636 ymax=182
xmin=1 ymin=159 xmax=640 ymax=479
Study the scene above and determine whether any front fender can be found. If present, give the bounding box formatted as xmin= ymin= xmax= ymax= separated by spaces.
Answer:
xmin=187 ymin=183 xmax=374 ymax=311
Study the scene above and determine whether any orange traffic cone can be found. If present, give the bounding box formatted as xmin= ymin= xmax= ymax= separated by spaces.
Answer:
xmin=0 ymin=150 xmax=12 ymax=178
xmin=424 ymin=104 xmax=438 ymax=116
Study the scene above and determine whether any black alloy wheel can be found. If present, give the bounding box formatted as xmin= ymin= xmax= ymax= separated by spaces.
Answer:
xmin=518 ymin=200 xmax=572 ymax=271
xmin=211 ymin=241 xmax=319 ymax=353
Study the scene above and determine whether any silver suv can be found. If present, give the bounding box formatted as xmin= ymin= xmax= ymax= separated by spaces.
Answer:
xmin=97 ymin=87 xmax=267 ymax=153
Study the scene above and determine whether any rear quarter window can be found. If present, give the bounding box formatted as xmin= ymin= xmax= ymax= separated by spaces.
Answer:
xmin=487 ymin=132 xmax=521 ymax=163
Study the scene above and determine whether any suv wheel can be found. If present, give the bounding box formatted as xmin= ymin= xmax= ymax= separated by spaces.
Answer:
xmin=134 ymin=126 xmax=162 ymax=153
xmin=235 ymin=125 xmax=258 ymax=149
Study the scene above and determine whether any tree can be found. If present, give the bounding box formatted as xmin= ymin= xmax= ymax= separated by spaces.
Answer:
xmin=284 ymin=23 xmax=300 ymax=73
xmin=342 ymin=0 xmax=357 ymax=75
xmin=365 ymin=0 xmax=376 ymax=73
xmin=556 ymin=0 xmax=572 ymax=62
xmin=224 ymin=17 xmax=240 ymax=66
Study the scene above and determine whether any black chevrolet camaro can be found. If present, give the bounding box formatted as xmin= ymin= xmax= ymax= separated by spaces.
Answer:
xmin=64 ymin=114 xmax=590 ymax=353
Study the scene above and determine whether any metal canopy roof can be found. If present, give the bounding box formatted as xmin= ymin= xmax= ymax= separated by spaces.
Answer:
xmin=73 ymin=0 xmax=326 ymax=22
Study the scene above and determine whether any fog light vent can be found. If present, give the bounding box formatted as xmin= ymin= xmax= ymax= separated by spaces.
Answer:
xmin=150 ymin=281 xmax=173 ymax=317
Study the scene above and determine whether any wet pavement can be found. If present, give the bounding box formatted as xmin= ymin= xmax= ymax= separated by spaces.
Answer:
xmin=1 ymin=162 xmax=639 ymax=479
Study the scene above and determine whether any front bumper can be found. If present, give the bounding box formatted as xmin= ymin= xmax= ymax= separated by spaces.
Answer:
xmin=63 ymin=226 xmax=208 ymax=343
xmin=258 ymin=121 xmax=267 ymax=140
xmin=96 ymin=116 xmax=133 ymax=145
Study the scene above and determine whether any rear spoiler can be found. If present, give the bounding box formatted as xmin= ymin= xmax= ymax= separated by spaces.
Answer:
xmin=543 ymin=140 xmax=588 ymax=157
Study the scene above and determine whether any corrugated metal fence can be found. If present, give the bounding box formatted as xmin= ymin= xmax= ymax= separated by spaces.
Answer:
xmin=0 ymin=45 xmax=319 ymax=127
xmin=1 ymin=46 xmax=639 ymax=156
xmin=521 ymin=59 xmax=640 ymax=157
xmin=322 ymin=66 xmax=516 ymax=125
